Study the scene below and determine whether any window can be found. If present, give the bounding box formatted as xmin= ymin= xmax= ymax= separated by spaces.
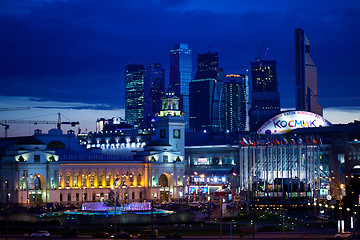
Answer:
xmin=163 ymin=155 xmax=168 ymax=162
xmin=34 ymin=155 xmax=40 ymax=162
xmin=129 ymin=172 xmax=134 ymax=187
xmin=74 ymin=173 xmax=80 ymax=188
xmin=92 ymin=193 xmax=96 ymax=201
xmin=84 ymin=193 xmax=87 ymax=201
xmin=81 ymin=174 xmax=87 ymax=188
xmin=173 ymin=129 xmax=180 ymax=139
xmin=98 ymin=172 xmax=104 ymax=187
xmin=132 ymin=192 xmax=135 ymax=199
xmin=139 ymin=192 xmax=142 ymax=200
xmin=60 ymin=194 xmax=63 ymax=202
xmin=114 ymin=172 xmax=120 ymax=187
xmin=106 ymin=173 xmax=111 ymax=187
xmin=59 ymin=173 xmax=63 ymax=189
xmin=122 ymin=172 xmax=127 ymax=187
xmin=65 ymin=173 xmax=71 ymax=188
xmin=67 ymin=193 xmax=71 ymax=202
xmin=76 ymin=193 xmax=79 ymax=201
xmin=137 ymin=172 xmax=143 ymax=187
xmin=90 ymin=172 xmax=95 ymax=187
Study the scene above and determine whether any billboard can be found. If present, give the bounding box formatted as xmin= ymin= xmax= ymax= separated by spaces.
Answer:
xmin=257 ymin=111 xmax=332 ymax=134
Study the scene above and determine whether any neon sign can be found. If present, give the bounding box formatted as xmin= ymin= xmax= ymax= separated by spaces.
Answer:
xmin=257 ymin=111 xmax=332 ymax=134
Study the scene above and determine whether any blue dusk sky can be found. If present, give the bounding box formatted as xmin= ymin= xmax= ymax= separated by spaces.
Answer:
xmin=0 ymin=0 xmax=359 ymax=137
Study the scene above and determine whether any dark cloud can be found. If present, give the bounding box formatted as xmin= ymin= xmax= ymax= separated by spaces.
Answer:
xmin=0 ymin=0 xmax=359 ymax=110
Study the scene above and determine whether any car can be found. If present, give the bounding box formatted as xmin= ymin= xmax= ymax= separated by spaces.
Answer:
xmin=31 ymin=231 xmax=50 ymax=238
xmin=138 ymin=230 xmax=159 ymax=239
xmin=111 ymin=231 xmax=133 ymax=239
xmin=165 ymin=232 xmax=182 ymax=239
xmin=92 ymin=232 xmax=111 ymax=238
xmin=335 ymin=232 xmax=352 ymax=238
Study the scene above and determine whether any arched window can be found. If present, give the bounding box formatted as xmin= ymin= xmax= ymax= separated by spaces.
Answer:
xmin=129 ymin=172 xmax=134 ymax=187
xmin=65 ymin=173 xmax=71 ymax=188
xmin=114 ymin=172 xmax=120 ymax=188
xmin=122 ymin=172 xmax=127 ymax=187
xmin=137 ymin=172 xmax=143 ymax=187
xmin=59 ymin=173 xmax=63 ymax=189
xmin=106 ymin=172 xmax=111 ymax=187
xmin=81 ymin=174 xmax=87 ymax=188
xmin=90 ymin=172 xmax=96 ymax=187
xmin=98 ymin=172 xmax=104 ymax=188
xmin=159 ymin=174 xmax=169 ymax=187
xmin=74 ymin=173 xmax=80 ymax=188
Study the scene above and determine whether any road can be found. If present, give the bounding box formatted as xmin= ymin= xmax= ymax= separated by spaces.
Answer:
xmin=0 ymin=232 xmax=339 ymax=240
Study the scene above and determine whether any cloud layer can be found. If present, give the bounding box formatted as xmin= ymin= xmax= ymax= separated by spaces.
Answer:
xmin=0 ymin=0 xmax=359 ymax=110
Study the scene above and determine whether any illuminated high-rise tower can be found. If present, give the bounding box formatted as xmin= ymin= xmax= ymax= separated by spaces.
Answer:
xmin=295 ymin=28 xmax=322 ymax=116
xmin=219 ymin=74 xmax=247 ymax=133
xmin=189 ymin=49 xmax=221 ymax=132
xmin=249 ymin=60 xmax=280 ymax=132
xmin=144 ymin=63 xmax=165 ymax=128
xmin=125 ymin=64 xmax=145 ymax=127
xmin=169 ymin=43 xmax=192 ymax=128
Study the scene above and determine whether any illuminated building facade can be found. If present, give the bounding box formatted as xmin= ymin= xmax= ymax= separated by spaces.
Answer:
xmin=144 ymin=63 xmax=165 ymax=128
xmin=295 ymin=28 xmax=323 ymax=116
xmin=219 ymin=74 xmax=247 ymax=133
xmin=125 ymin=64 xmax=145 ymax=128
xmin=189 ymin=50 xmax=222 ymax=132
xmin=249 ymin=60 xmax=280 ymax=132
xmin=169 ymin=43 xmax=192 ymax=128
xmin=96 ymin=117 xmax=132 ymax=132
xmin=194 ymin=50 xmax=218 ymax=80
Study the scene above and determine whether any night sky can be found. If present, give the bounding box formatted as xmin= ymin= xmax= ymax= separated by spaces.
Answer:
xmin=0 ymin=0 xmax=359 ymax=136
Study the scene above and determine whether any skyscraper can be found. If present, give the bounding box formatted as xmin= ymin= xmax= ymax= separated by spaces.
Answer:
xmin=194 ymin=49 xmax=218 ymax=80
xmin=144 ymin=63 xmax=165 ymax=128
xmin=249 ymin=60 xmax=280 ymax=132
xmin=295 ymin=28 xmax=322 ymax=116
xmin=169 ymin=43 xmax=192 ymax=128
xmin=189 ymin=49 xmax=221 ymax=132
xmin=219 ymin=74 xmax=247 ymax=133
xmin=125 ymin=64 xmax=145 ymax=128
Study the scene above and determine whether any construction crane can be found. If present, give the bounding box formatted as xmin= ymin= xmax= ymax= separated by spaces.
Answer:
xmin=255 ymin=40 xmax=271 ymax=62
xmin=0 ymin=113 xmax=79 ymax=138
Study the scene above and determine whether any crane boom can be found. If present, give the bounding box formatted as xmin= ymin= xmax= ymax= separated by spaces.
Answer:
xmin=1 ymin=119 xmax=79 ymax=128
xmin=0 ymin=114 xmax=79 ymax=138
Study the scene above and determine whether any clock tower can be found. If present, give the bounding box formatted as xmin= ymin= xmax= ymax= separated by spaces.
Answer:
xmin=153 ymin=88 xmax=186 ymax=157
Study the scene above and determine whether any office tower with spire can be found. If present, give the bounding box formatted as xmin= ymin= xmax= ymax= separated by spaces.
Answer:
xmin=249 ymin=60 xmax=281 ymax=132
xmin=144 ymin=63 xmax=165 ymax=128
xmin=220 ymin=74 xmax=248 ymax=133
xmin=125 ymin=64 xmax=145 ymax=128
xmin=295 ymin=28 xmax=322 ymax=116
xmin=169 ymin=43 xmax=192 ymax=128
xmin=189 ymin=48 xmax=222 ymax=132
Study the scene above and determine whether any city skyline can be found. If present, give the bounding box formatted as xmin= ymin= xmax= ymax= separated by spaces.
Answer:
xmin=0 ymin=0 xmax=359 ymax=136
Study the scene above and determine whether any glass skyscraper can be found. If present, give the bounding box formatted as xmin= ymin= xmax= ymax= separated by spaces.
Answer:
xmin=219 ymin=74 xmax=247 ymax=133
xmin=169 ymin=43 xmax=192 ymax=128
xmin=125 ymin=64 xmax=145 ymax=128
xmin=249 ymin=60 xmax=280 ymax=132
xmin=189 ymin=50 xmax=221 ymax=132
xmin=144 ymin=63 xmax=165 ymax=128
xmin=295 ymin=28 xmax=322 ymax=116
